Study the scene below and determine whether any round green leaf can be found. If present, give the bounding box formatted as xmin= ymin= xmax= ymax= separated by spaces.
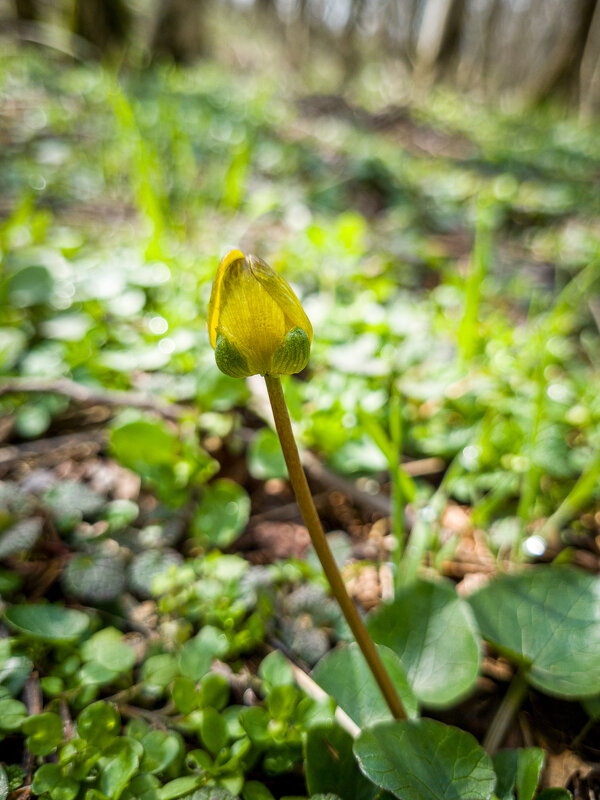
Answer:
xmin=247 ymin=428 xmax=288 ymax=480
xmin=311 ymin=643 xmax=419 ymax=726
xmin=469 ymin=567 xmax=600 ymax=698
xmin=63 ymin=553 xmax=126 ymax=603
xmin=127 ymin=549 xmax=182 ymax=598
xmin=367 ymin=579 xmax=480 ymax=707
xmin=3 ymin=604 xmax=90 ymax=642
xmin=77 ymin=701 xmax=121 ymax=749
xmin=81 ymin=628 xmax=136 ymax=673
xmin=192 ymin=480 xmax=250 ymax=548
xmin=354 ymin=718 xmax=496 ymax=800
xmin=22 ymin=712 xmax=63 ymax=756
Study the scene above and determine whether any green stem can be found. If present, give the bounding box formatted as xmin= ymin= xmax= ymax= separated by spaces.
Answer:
xmin=264 ymin=374 xmax=406 ymax=721
xmin=483 ymin=669 xmax=528 ymax=755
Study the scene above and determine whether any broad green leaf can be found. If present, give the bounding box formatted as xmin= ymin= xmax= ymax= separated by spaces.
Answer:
xmin=247 ymin=428 xmax=288 ymax=480
xmin=77 ymin=702 xmax=121 ymax=749
xmin=493 ymin=749 xmax=545 ymax=800
xmin=311 ymin=643 xmax=419 ymax=726
xmin=367 ymin=579 xmax=480 ymax=707
xmin=469 ymin=567 xmax=600 ymax=698
xmin=0 ymin=766 xmax=7 ymax=800
xmin=354 ymin=718 xmax=496 ymax=800
xmin=178 ymin=626 xmax=228 ymax=681
xmin=535 ymin=791 xmax=571 ymax=800
xmin=140 ymin=730 xmax=180 ymax=774
xmin=4 ymin=604 xmax=90 ymax=642
xmin=22 ymin=712 xmax=63 ymax=756
xmin=99 ymin=737 xmax=143 ymax=799
xmin=191 ymin=479 xmax=250 ymax=548
xmin=141 ymin=654 xmax=179 ymax=691
xmin=81 ymin=628 xmax=136 ymax=673
xmin=305 ymin=722 xmax=394 ymax=800
xmin=198 ymin=672 xmax=230 ymax=710
xmin=259 ymin=651 xmax=295 ymax=690
xmin=172 ymin=676 xmax=199 ymax=714
xmin=32 ymin=764 xmax=78 ymax=800
xmin=0 ymin=697 xmax=28 ymax=730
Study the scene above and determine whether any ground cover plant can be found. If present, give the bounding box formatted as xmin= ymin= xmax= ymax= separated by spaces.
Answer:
xmin=1 ymin=28 xmax=600 ymax=800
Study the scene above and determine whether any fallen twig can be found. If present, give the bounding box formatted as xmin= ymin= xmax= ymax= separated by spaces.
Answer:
xmin=0 ymin=430 xmax=106 ymax=469
xmin=0 ymin=377 xmax=186 ymax=420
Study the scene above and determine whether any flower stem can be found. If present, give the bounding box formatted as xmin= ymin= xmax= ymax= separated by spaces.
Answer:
xmin=264 ymin=374 xmax=406 ymax=721
xmin=483 ymin=668 xmax=529 ymax=754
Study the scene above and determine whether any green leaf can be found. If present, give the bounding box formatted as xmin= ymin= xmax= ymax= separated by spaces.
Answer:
xmin=77 ymin=702 xmax=121 ymax=749
xmin=4 ymin=604 xmax=90 ymax=642
xmin=33 ymin=764 xmax=79 ymax=800
xmin=8 ymin=265 xmax=54 ymax=307
xmin=0 ymin=765 xmax=8 ymax=800
xmin=247 ymin=428 xmax=288 ymax=480
xmin=198 ymin=672 xmax=230 ymax=711
xmin=111 ymin=419 xmax=180 ymax=471
xmin=63 ymin=553 xmax=126 ymax=603
xmin=140 ymin=730 xmax=181 ymax=774
xmin=141 ymin=654 xmax=179 ymax=691
xmin=259 ymin=651 xmax=295 ymax=690
xmin=0 ymin=697 xmax=28 ymax=731
xmin=311 ymin=642 xmax=419 ymax=726
xmin=198 ymin=707 xmax=228 ymax=755
xmin=157 ymin=776 xmax=202 ymax=800
xmin=493 ymin=749 xmax=545 ymax=800
xmin=354 ymin=718 xmax=496 ymax=800
xmin=172 ymin=676 xmax=199 ymax=714
xmin=306 ymin=722 xmax=393 ymax=800
xmin=469 ymin=567 xmax=600 ymax=698
xmin=367 ymin=579 xmax=480 ymax=707
xmin=192 ymin=480 xmax=250 ymax=548
xmin=242 ymin=781 xmax=276 ymax=800
xmin=99 ymin=737 xmax=143 ymax=799
xmin=81 ymin=628 xmax=136 ymax=673
xmin=22 ymin=712 xmax=63 ymax=756
xmin=178 ymin=626 xmax=228 ymax=681
xmin=0 ymin=654 xmax=33 ymax=696
xmin=535 ymin=791 xmax=571 ymax=800
xmin=127 ymin=549 xmax=182 ymax=599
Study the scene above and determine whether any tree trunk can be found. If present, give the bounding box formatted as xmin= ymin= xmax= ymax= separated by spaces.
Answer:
xmin=151 ymin=0 xmax=206 ymax=64
xmin=74 ymin=0 xmax=131 ymax=54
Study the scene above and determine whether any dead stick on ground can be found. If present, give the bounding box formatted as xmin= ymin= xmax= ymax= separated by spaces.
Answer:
xmin=0 ymin=377 xmax=187 ymax=420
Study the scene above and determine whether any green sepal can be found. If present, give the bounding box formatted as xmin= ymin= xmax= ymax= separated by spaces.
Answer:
xmin=270 ymin=327 xmax=310 ymax=376
xmin=215 ymin=332 xmax=250 ymax=378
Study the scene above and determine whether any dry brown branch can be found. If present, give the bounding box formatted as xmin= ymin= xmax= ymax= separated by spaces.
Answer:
xmin=0 ymin=377 xmax=186 ymax=420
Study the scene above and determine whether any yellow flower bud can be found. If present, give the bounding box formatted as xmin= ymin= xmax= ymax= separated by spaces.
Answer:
xmin=207 ymin=250 xmax=313 ymax=378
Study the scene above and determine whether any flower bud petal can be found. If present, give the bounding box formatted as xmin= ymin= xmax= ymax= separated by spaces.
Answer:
xmin=207 ymin=250 xmax=312 ymax=378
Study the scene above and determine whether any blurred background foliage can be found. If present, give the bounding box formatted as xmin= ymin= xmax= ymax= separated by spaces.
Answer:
xmin=0 ymin=0 xmax=599 ymax=563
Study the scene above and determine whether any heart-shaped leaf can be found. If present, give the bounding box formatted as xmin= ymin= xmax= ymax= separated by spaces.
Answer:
xmin=192 ymin=480 xmax=250 ymax=548
xmin=367 ymin=579 xmax=480 ymax=707
xmin=3 ymin=604 xmax=90 ymax=642
xmin=354 ymin=718 xmax=496 ymax=800
xmin=306 ymin=722 xmax=394 ymax=800
xmin=311 ymin=642 xmax=419 ymax=726
xmin=469 ymin=567 xmax=600 ymax=698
